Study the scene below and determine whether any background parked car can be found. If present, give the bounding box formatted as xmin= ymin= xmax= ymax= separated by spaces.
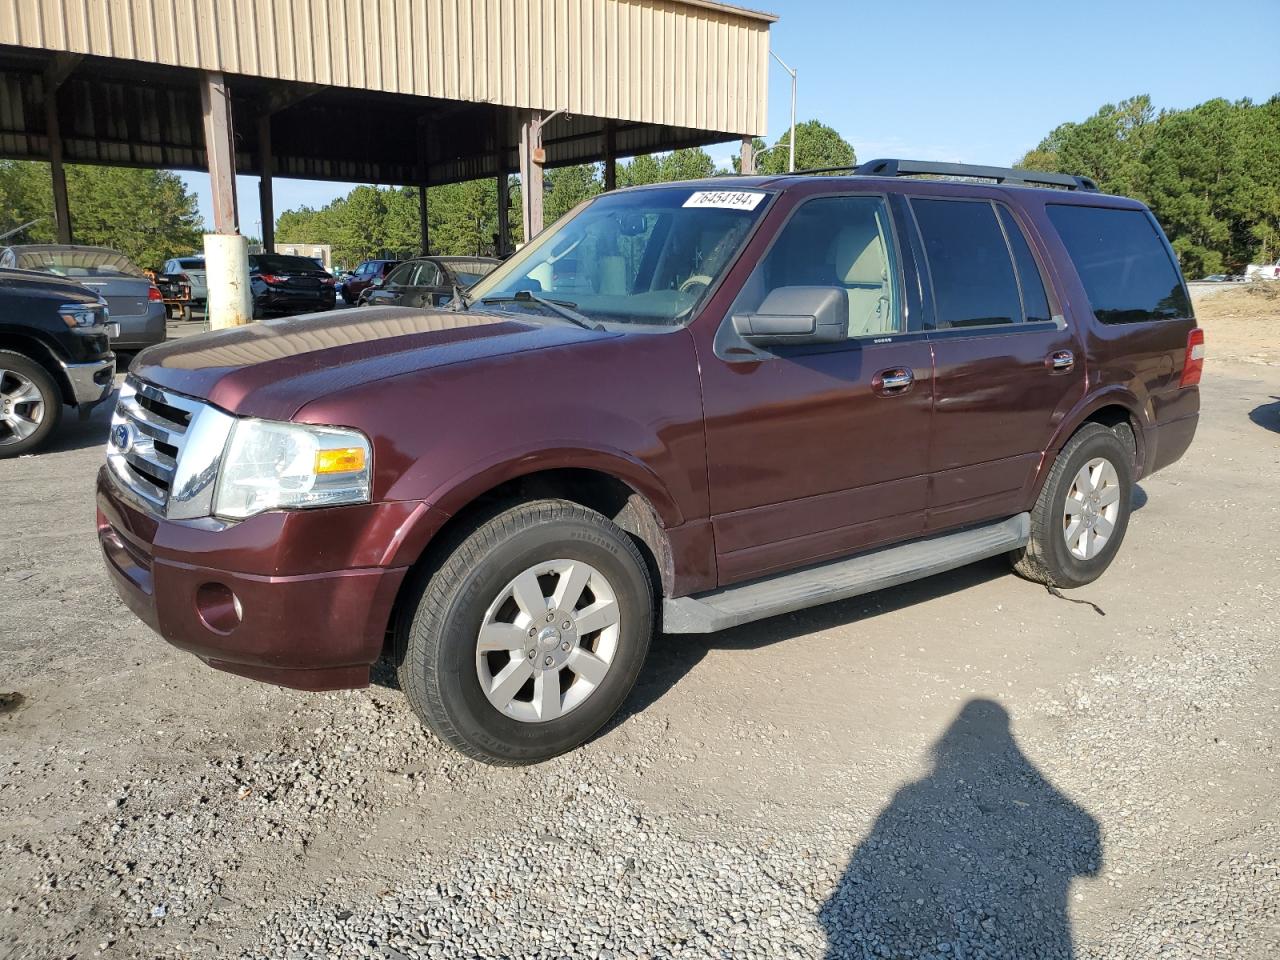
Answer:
xmin=338 ymin=259 xmax=399 ymax=304
xmin=361 ymin=256 xmax=500 ymax=307
xmin=0 ymin=267 xmax=116 ymax=457
xmin=0 ymin=245 xmax=165 ymax=351
xmin=249 ymin=253 xmax=338 ymax=318
xmin=160 ymin=255 xmax=208 ymax=307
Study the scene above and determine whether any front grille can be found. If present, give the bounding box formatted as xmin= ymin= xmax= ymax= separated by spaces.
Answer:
xmin=107 ymin=378 xmax=207 ymax=513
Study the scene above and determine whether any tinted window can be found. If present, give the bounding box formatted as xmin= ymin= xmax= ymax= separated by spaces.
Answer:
xmin=1047 ymin=205 xmax=1190 ymax=323
xmin=416 ymin=261 xmax=442 ymax=286
xmin=251 ymin=254 xmax=325 ymax=273
xmin=730 ymin=195 xmax=901 ymax=338
xmin=997 ymin=207 xmax=1052 ymax=323
xmin=385 ymin=262 xmax=417 ymax=286
xmin=177 ymin=257 xmax=204 ymax=269
xmin=913 ymin=199 xmax=1022 ymax=328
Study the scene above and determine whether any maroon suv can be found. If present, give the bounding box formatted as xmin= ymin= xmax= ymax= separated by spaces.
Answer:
xmin=98 ymin=159 xmax=1202 ymax=764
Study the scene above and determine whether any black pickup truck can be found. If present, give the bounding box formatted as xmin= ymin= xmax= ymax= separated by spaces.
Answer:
xmin=0 ymin=268 xmax=117 ymax=457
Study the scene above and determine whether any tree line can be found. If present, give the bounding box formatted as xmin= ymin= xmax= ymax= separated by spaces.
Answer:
xmin=1016 ymin=95 xmax=1280 ymax=275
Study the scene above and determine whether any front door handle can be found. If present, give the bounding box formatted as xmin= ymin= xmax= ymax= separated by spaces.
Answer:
xmin=1047 ymin=350 xmax=1075 ymax=373
xmin=873 ymin=367 xmax=914 ymax=396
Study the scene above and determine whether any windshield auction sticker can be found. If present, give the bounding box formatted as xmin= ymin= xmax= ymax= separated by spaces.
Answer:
xmin=683 ymin=190 xmax=767 ymax=211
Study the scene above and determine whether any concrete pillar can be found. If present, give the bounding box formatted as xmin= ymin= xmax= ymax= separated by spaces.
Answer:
xmin=740 ymin=136 xmax=755 ymax=175
xmin=257 ymin=114 xmax=274 ymax=251
xmin=45 ymin=92 xmax=72 ymax=243
xmin=519 ymin=111 xmax=544 ymax=240
xmin=418 ymin=184 xmax=429 ymax=256
xmin=603 ymin=122 xmax=617 ymax=192
xmin=496 ymin=172 xmax=510 ymax=256
xmin=200 ymin=71 xmax=251 ymax=328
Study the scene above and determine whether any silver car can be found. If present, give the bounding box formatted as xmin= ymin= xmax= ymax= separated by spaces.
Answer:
xmin=162 ymin=254 xmax=208 ymax=305
xmin=0 ymin=244 xmax=166 ymax=351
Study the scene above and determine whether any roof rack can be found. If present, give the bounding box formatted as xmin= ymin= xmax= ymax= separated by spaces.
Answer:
xmin=851 ymin=158 xmax=1099 ymax=192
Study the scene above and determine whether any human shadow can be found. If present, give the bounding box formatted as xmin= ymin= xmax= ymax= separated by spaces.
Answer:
xmin=1248 ymin=397 xmax=1280 ymax=434
xmin=820 ymin=700 xmax=1101 ymax=960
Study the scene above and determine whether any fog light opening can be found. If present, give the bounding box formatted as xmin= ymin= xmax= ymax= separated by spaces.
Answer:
xmin=196 ymin=583 xmax=243 ymax=634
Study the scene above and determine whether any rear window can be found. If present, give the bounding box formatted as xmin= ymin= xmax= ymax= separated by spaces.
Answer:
xmin=177 ymin=258 xmax=205 ymax=269
xmin=1047 ymin=205 xmax=1190 ymax=323
xmin=912 ymin=199 xmax=1022 ymax=328
xmin=251 ymin=255 xmax=325 ymax=273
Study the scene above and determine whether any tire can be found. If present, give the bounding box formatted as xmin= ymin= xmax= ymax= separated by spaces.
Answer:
xmin=397 ymin=499 xmax=655 ymax=765
xmin=1011 ymin=422 xmax=1133 ymax=589
xmin=0 ymin=351 xmax=63 ymax=459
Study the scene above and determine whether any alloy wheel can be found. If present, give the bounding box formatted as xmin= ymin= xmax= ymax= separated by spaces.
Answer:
xmin=1062 ymin=456 xmax=1122 ymax=560
xmin=0 ymin=369 xmax=46 ymax=446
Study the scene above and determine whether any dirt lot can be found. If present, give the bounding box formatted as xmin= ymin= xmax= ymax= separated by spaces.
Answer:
xmin=1 ymin=288 xmax=1277 ymax=959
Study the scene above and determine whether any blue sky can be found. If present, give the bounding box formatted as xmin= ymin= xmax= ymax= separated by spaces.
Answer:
xmin=183 ymin=0 xmax=1278 ymax=231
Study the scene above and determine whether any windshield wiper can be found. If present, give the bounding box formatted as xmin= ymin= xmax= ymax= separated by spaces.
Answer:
xmin=478 ymin=290 xmax=602 ymax=330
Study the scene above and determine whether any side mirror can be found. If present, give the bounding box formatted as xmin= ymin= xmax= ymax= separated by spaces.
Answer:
xmin=731 ymin=286 xmax=848 ymax=346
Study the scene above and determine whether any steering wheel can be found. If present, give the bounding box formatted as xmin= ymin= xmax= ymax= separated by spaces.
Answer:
xmin=679 ymin=274 xmax=712 ymax=294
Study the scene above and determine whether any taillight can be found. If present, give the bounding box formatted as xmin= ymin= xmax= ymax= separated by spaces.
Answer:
xmin=320 ymin=276 xmax=336 ymax=286
xmin=1180 ymin=328 xmax=1204 ymax=387
xmin=259 ymin=273 xmax=283 ymax=285
xmin=147 ymin=285 xmax=163 ymax=301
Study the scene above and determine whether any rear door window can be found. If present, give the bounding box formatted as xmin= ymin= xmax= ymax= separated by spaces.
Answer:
xmin=997 ymin=206 xmax=1053 ymax=324
xmin=1047 ymin=204 xmax=1190 ymax=323
xmin=911 ymin=198 xmax=1022 ymax=329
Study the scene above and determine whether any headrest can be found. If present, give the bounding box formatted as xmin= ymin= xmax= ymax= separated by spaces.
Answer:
xmin=834 ymin=225 xmax=887 ymax=285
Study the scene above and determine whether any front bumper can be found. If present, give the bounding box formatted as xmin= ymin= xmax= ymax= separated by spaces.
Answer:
xmin=59 ymin=355 xmax=116 ymax=406
xmin=96 ymin=467 xmax=435 ymax=691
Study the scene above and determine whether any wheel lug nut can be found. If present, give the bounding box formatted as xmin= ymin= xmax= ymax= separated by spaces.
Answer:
xmin=545 ymin=612 xmax=555 ymax=623
xmin=560 ymin=640 xmax=571 ymax=652
xmin=528 ymin=626 xmax=537 ymax=637
xmin=527 ymin=649 xmax=536 ymax=659
xmin=544 ymin=656 xmax=554 ymax=667
xmin=562 ymin=620 xmax=571 ymax=630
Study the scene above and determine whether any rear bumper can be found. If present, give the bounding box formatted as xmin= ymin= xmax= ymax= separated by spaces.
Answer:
xmin=96 ymin=467 xmax=421 ymax=691
xmin=1143 ymin=411 xmax=1199 ymax=476
xmin=257 ymin=289 xmax=337 ymax=315
xmin=114 ymin=303 xmax=168 ymax=349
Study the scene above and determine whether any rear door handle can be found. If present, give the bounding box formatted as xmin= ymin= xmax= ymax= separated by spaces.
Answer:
xmin=1047 ymin=350 xmax=1075 ymax=373
xmin=873 ymin=367 xmax=914 ymax=396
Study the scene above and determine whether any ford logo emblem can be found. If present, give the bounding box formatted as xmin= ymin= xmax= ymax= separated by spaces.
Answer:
xmin=112 ymin=423 xmax=132 ymax=452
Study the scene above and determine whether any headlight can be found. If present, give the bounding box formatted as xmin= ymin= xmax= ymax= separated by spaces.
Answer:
xmin=59 ymin=302 xmax=108 ymax=332
xmin=213 ymin=419 xmax=372 ymax=520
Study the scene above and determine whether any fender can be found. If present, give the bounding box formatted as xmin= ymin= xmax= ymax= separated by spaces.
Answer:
xmin=380 ymin=442 xmax=684 ymax=570
xmin=1025 ymin=386 xmax=1148 ymax=504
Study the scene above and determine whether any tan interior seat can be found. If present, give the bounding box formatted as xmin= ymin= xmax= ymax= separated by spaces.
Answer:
xmin=833 ymin=224 xmax=893 ymax=337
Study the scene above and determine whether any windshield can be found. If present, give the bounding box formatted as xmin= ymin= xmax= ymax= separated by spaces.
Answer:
xmin=250 ymin=254 xmax=327 ymax=273
xmin=467 ymin=186 xmax=771 ymax=326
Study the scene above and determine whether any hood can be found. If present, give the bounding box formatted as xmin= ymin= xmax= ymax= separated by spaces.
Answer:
xmin=0 ymin=268 xmax=102 ymax=304
xmin=132 ymin=305 xmax=612 ymax=421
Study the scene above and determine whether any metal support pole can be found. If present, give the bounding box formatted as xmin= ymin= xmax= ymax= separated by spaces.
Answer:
xmin=45 ymin=91 xmax=72 ymax=243
xmin=200 ymin=71 xmax=251 ymax=328
xmin=418 ymin=184 xmax=429 ymax=256
xmin=519 ymin=110 xmax=545 ymax=240
xmin=740 ymin=136 xmax=755 ymax=175
xmin=771 ymin=50 xmax=797 ymax=172
xmin=496 ymin=172 xmax=510 ymax=255
xmin=603 ymin=121 xmax=617 ymax=191
xmin=257 ymin=114 xmax=274 ymax=251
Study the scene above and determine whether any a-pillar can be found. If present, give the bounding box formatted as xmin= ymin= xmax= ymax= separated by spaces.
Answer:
xmin=201 ymin=71 xmax=252 ymax=328
xmin=257 ymin=114 xmax=275 ymax=251
xmin=519 ymin=111 xmax=544 ymax=241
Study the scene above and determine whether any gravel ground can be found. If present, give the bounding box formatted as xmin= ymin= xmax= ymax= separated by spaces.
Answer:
xmin=1 ymin=335 xmax=1277 ymax=958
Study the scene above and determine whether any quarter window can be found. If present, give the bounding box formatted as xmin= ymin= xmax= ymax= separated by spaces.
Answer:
xmin=1047 ymin=205 xmax=1190 ymax=323
xmin=729 ymin=195 xmax=901 ymax=338
xmin=912 ymin=198 xmax=1022 ymax=328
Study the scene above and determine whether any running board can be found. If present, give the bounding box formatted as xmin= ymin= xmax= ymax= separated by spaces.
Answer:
xmin=662 ymin=513 xmax=1030 ymax=634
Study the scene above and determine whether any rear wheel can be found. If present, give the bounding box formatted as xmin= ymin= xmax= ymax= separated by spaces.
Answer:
xmin=1011 ymin=422 xmax=1132 ymax=588
xmin=397 ymin=499 xmax=654 ymax=765
xmin=0 ymin=351 xmax=62 ymax=459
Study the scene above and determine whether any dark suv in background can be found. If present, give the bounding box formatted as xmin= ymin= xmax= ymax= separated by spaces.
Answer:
xmin=98 ymin=159 xmax=1201 ymax=764
xmin=339 ymin=259 xmax=400 ymax=305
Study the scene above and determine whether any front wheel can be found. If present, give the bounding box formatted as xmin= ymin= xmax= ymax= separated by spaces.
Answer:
xmin=0 ymin=351 xmax=62 ymax=458
xmin=397 ymin=499 xmax=655 ymax=765
xmin=1011 ymin=422 xmax=1133 ymax=589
